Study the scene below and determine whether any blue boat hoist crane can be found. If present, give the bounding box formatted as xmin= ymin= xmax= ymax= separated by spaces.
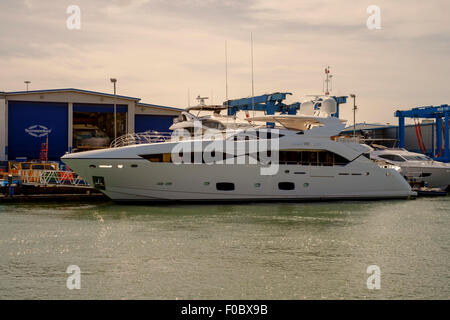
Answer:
xmin=395 ymin=104 xmax=450 ymax=162
xmin=224 ymin=92 xmax=347 ymax=118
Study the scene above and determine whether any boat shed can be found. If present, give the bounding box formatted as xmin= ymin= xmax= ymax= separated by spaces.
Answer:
xmin=0 ymin=89 xmax=183 ymax=161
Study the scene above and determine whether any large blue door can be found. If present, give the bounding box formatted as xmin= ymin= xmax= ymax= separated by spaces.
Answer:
xmin=134 ymin=115 xmax=176 ymax=133
xmin=8 ymin=101 xmax=68 ymax=161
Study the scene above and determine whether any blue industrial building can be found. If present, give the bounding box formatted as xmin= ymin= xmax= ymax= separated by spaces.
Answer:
xmin=0 ymin=88 xmax=183 ymax=161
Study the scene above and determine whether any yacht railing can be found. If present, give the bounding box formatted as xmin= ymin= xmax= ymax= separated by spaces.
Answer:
xmin=110 ymin=131 xmax=172 ymax=148
xmin=334 ymin=136 xmax=362 ymax=144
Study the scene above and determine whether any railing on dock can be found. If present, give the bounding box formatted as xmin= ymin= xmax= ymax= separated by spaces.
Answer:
xmin=18 ymin=170 xmax=89 ymax=186
xmin=110 ymin=131 xmax=172 ymax=148
xmin=39 ymin=171 xmax=89 ymax=186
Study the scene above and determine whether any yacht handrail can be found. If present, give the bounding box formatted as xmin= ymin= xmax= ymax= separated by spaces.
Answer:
xmin=110 ymin=131 xmax=172 ymax=148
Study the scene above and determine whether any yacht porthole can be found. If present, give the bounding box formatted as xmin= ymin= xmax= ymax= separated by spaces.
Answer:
xmin=254 ymin=183 xmax=261 ymax=188
xmin=284 ymin=170 xmax=290 ymax=174
xmin=304 ymin=183 xmax=309 ymax=187
xmin=204 ymin=182 xmax=210 ymax=186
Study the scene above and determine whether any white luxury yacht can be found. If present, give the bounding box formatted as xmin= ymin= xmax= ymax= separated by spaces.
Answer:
xmin=62 ymin=99 xmax=415 ymax=202
xmin=371 ymin=148 xmax=450 ymax=190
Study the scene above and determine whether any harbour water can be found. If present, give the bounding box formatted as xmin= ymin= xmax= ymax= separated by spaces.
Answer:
xmin=0 ymin=198 xmax=449 ymax=299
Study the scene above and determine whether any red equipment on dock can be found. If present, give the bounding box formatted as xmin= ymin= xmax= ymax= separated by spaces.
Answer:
xmin=39 ymin=136 xmax=48 ymax=162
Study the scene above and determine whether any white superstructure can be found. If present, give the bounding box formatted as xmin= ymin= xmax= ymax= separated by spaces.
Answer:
xmin=62 ymin=106 xmax=415 ymax=202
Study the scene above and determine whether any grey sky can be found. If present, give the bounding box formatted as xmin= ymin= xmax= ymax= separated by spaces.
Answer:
xmin=1 ymin=0 xmax=449 ymax=123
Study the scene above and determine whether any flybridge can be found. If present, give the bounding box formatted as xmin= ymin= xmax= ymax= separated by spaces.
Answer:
xmin=224 ymin=92 xmax=347 ymax=118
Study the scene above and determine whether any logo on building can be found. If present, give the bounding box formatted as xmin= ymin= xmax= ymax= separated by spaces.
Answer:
xmin=25 ymin=125 xmax=52 ymax=137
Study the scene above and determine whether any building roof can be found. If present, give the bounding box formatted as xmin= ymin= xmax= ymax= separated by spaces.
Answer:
xmin=5 ymin=88 xmax=141 ymax=101
xmin=137 ymin=102 xmax=184 ymax=112
xmin=3 ymin=88 xmax=184 ymax=111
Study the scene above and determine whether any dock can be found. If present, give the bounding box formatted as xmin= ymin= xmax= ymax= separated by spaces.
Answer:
xmin=0 ymin=184 xmax=108 ymax=203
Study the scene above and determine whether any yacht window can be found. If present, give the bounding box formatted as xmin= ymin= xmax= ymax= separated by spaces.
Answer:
xmin=140 ymin=150 xmax=349 ymax=166
xmin=379 ymin=154 xmax=406 ymax=162
xmin=278 ymin=182 xmax=295 ymax=190
xmin=203 ymin=120 xmax=225 ymax=130
xmin=278 ymin=150 xmax=349 ymax=166
xmin=216 ymin=182 xmax=235 ymax=191
xmin=403 ymin=155 xmax=431 ymax=161
xmin=141 ymin=153 xmax=172 ymax=163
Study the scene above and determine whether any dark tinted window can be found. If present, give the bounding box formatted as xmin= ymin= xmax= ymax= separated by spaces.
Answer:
xmin=379 ymin=154 xmax=405 ymax=162
xmin=278 ymin=182 xmax=295 ymax=190
xmin=278 ymin=150 xmax=349 ymax=166
xmin=216 ymin=182 xmax=235 ymax=191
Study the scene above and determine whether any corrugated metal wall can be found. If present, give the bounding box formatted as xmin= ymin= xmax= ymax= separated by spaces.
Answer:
xmin=8 ymin=101 xmax=68 ymax=161
xmin=360 ymin=123 xmax=439 ymax=154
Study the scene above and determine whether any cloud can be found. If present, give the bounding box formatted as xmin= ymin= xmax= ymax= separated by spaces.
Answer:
xmin=0 ymin=0 xmax=449 ymax=122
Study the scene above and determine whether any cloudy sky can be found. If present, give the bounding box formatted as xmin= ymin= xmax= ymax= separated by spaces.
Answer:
xmin=1 ymin=0 xmax=449 ymax=123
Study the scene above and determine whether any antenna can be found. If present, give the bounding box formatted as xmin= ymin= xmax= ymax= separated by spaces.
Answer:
xmin=324 ymin=66 xmax=333 ymax=96
xmin=225 ymin=41 xmax=229 ymax=103
xmin=187 ymin=88 xmax=191 ymax=107
xmin=225 ymin=40 xmax=229 ymax=125
xmin=251 ymin=32 xmax=255 ymax=117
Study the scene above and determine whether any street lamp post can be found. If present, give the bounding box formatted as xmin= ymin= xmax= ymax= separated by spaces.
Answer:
xmin=110 ymin=78 xmax=117 ymax=141
xmin=350 ymin=94 xmax=357 ymax=138
xmin=24 ymin=81 xmax=31 ymax=92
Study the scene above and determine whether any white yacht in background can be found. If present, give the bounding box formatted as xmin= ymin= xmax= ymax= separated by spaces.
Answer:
xmin=169 ymin=105 xmax=253 ymax=132
xmin=62 ymin=100 xmax=414 ymax=202
xmin=371 ymin=148 xmax=450 ymax=190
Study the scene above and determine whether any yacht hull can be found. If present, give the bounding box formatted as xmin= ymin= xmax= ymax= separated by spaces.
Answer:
xmin=62 ymin=158 xmax=415 ymax=202
xmin=400 ymin=166 xmax=450 ymax=190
